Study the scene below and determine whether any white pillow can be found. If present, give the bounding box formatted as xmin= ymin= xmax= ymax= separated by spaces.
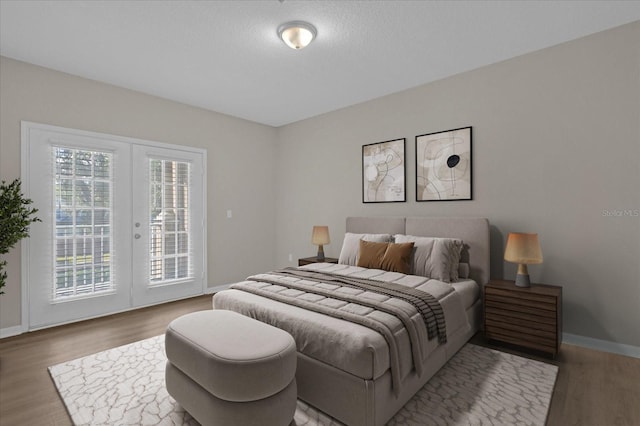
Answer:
xmin=338 ymin=233 xmax=392 ymax=265
xmin=393 ymin=234 xmax=463 ymax=282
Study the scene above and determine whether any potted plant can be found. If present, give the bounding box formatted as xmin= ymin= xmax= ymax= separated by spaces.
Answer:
xmin=0 ymin=179 xmax=41 ymax=294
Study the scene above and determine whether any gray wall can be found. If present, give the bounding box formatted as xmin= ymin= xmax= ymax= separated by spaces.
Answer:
xmin=0 ymin=56 xmax=278 ymax=330
xmin=1 ymin=22 xmax=638 ymax=348
xmin=275 ymin=22 xmax=640 ymax=347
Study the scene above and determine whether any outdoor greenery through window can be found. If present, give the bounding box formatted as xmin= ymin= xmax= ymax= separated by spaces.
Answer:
xmin=54 ymin=147 xmax=112 ymax=299
xmin=149 ymin=159 xmax=191 ymax=284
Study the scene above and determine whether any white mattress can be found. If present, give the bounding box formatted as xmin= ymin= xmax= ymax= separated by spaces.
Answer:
xmin=451 ymin=279 xmax=481 ymax=310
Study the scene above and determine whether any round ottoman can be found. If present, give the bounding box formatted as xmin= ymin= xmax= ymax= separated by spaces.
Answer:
xmin=165 ymin=310 xmax=297 ymax=426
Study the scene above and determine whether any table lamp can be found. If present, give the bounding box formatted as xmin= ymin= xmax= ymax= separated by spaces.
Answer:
xmin=311 ymin=226 xmax=330 ymax=261
xmin=504 ymin=232 xmax=543 ymax=287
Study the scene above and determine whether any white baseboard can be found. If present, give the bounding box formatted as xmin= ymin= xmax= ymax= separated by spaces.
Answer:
xmin=563 ymin=332 xmax=640 ymax=359
xmin=205 ymin=284 xmax=231 ymax=294
xmin=2 ymin=287 xmax=227 ymax=339
xmin=0 ymin=324 xmax=24 ymax=339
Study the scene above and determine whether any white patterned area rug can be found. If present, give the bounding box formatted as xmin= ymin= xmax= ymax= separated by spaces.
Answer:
xmin=49 ymin=335 xmax=558 ymax=426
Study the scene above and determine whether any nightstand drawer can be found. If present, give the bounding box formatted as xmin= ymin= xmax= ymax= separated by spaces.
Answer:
xmin=485 ymin=287 xmax=557 ymax=305
xmin=484 ymin=280 xmax=562 ymax=358
xmin=485 ymin=311 xmax=557 ymax=331
xmin=485 ymin=299 xmax=557 ymax=318
xmin=485 ymin=318 xmax=557 ymax=340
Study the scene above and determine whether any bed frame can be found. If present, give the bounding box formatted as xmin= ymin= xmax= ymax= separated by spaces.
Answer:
xmin=213 ymin=216 xmax=490 ymax=425
xmin=294 ymin=216 xmax=491 ymax=426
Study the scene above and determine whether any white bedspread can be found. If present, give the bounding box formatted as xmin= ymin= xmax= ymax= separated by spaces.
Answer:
xmin=212 ymin=263 xmax=475 ymax=386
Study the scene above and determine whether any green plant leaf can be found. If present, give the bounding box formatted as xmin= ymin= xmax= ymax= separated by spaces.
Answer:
xmin=0 ymin=178 xmax=41 ymax=293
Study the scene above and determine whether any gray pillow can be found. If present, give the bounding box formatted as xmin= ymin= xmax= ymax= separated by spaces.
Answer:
xmin=393 ymin=234 xmax=463 ymax=282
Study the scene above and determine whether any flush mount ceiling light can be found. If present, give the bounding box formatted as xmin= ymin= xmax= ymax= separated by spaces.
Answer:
xmin=277 ymin=21 xmax=317 ymax=50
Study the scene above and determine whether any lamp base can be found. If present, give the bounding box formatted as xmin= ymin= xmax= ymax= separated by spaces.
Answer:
xmin=316 ymin=245 xmax=325 ymax=262
xmin=514 ymin=273 xmax=531 ymax=287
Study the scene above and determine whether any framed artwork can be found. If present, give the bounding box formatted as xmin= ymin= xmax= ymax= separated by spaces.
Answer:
xmin=362 ymin=138 xmax=406 ymax=203
xmin=415 ymin=126 xmax=472 ymax=201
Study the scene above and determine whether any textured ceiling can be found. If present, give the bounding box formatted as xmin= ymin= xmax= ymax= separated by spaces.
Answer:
xmin=1 ymin=1 xmax=639 ymax=127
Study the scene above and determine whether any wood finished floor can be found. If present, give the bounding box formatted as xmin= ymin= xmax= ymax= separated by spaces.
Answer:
xmin=1 ymin=295 xmax=638 ymax=426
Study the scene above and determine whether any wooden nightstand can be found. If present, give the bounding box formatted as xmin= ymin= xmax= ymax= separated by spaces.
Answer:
xmin=484 ymin=280 xmax=562 ymax=358
xmin=298 ymin=256 xmax=339 ymax=266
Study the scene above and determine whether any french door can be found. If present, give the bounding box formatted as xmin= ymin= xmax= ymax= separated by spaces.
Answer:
xmin=22 ymin=122 xmax=206 ymax=330
xmin=130 ymin=145 xmax=205 ymax=306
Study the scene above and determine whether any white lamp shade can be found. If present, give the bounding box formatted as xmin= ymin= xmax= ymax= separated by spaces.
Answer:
xmin=311 ymin=226 xmax=330 ymax=245
xmin=504 ymin=232 xmax=543 ymax=264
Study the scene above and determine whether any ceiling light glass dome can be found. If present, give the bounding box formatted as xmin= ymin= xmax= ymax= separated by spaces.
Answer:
xmin=278 ymin=21 xmax=317 ymax=50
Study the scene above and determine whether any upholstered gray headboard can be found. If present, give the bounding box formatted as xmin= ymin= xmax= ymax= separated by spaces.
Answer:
xmin=346 ymin=216 xmax=490 ymax=285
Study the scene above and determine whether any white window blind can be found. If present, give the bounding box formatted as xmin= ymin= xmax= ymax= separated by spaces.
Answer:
xmin=149 ymin=158 xmax=192 ymax=284
xmin=53 ymin=147 xmax=113 ymax=299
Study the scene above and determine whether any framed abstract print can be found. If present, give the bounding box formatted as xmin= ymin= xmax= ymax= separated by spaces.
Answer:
xmin=415 ymin=127 xmax=472 ymax=201
xmin=362 ymin=138 xmax=406 ymax=203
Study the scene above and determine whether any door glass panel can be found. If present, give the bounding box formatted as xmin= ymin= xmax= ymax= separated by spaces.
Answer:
xmin=53 ymin=147 xmax=113 ymax=300
xmin=148 ymin=159 xmax=192 ymax=284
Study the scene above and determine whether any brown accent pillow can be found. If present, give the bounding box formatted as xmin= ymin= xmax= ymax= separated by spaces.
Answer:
xmin=380 ymin=241 xmax=414 ymax=274
xmin=357 ymin=240 xmax=389 ymax=269
xmin=357 ymin=240 xmax=415 ymax=274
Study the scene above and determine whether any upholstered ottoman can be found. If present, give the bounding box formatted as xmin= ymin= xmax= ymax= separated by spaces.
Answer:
xmin=165 ymin=310 xmax=297 ymax=426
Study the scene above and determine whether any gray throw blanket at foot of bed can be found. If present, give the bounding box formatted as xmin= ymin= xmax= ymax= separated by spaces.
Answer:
xmin=272 ymin=268 xmax=447 ymax=344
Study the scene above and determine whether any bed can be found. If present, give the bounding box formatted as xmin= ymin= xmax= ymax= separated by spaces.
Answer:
xmin=212 ymin=216 xmax=490 ymax=426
